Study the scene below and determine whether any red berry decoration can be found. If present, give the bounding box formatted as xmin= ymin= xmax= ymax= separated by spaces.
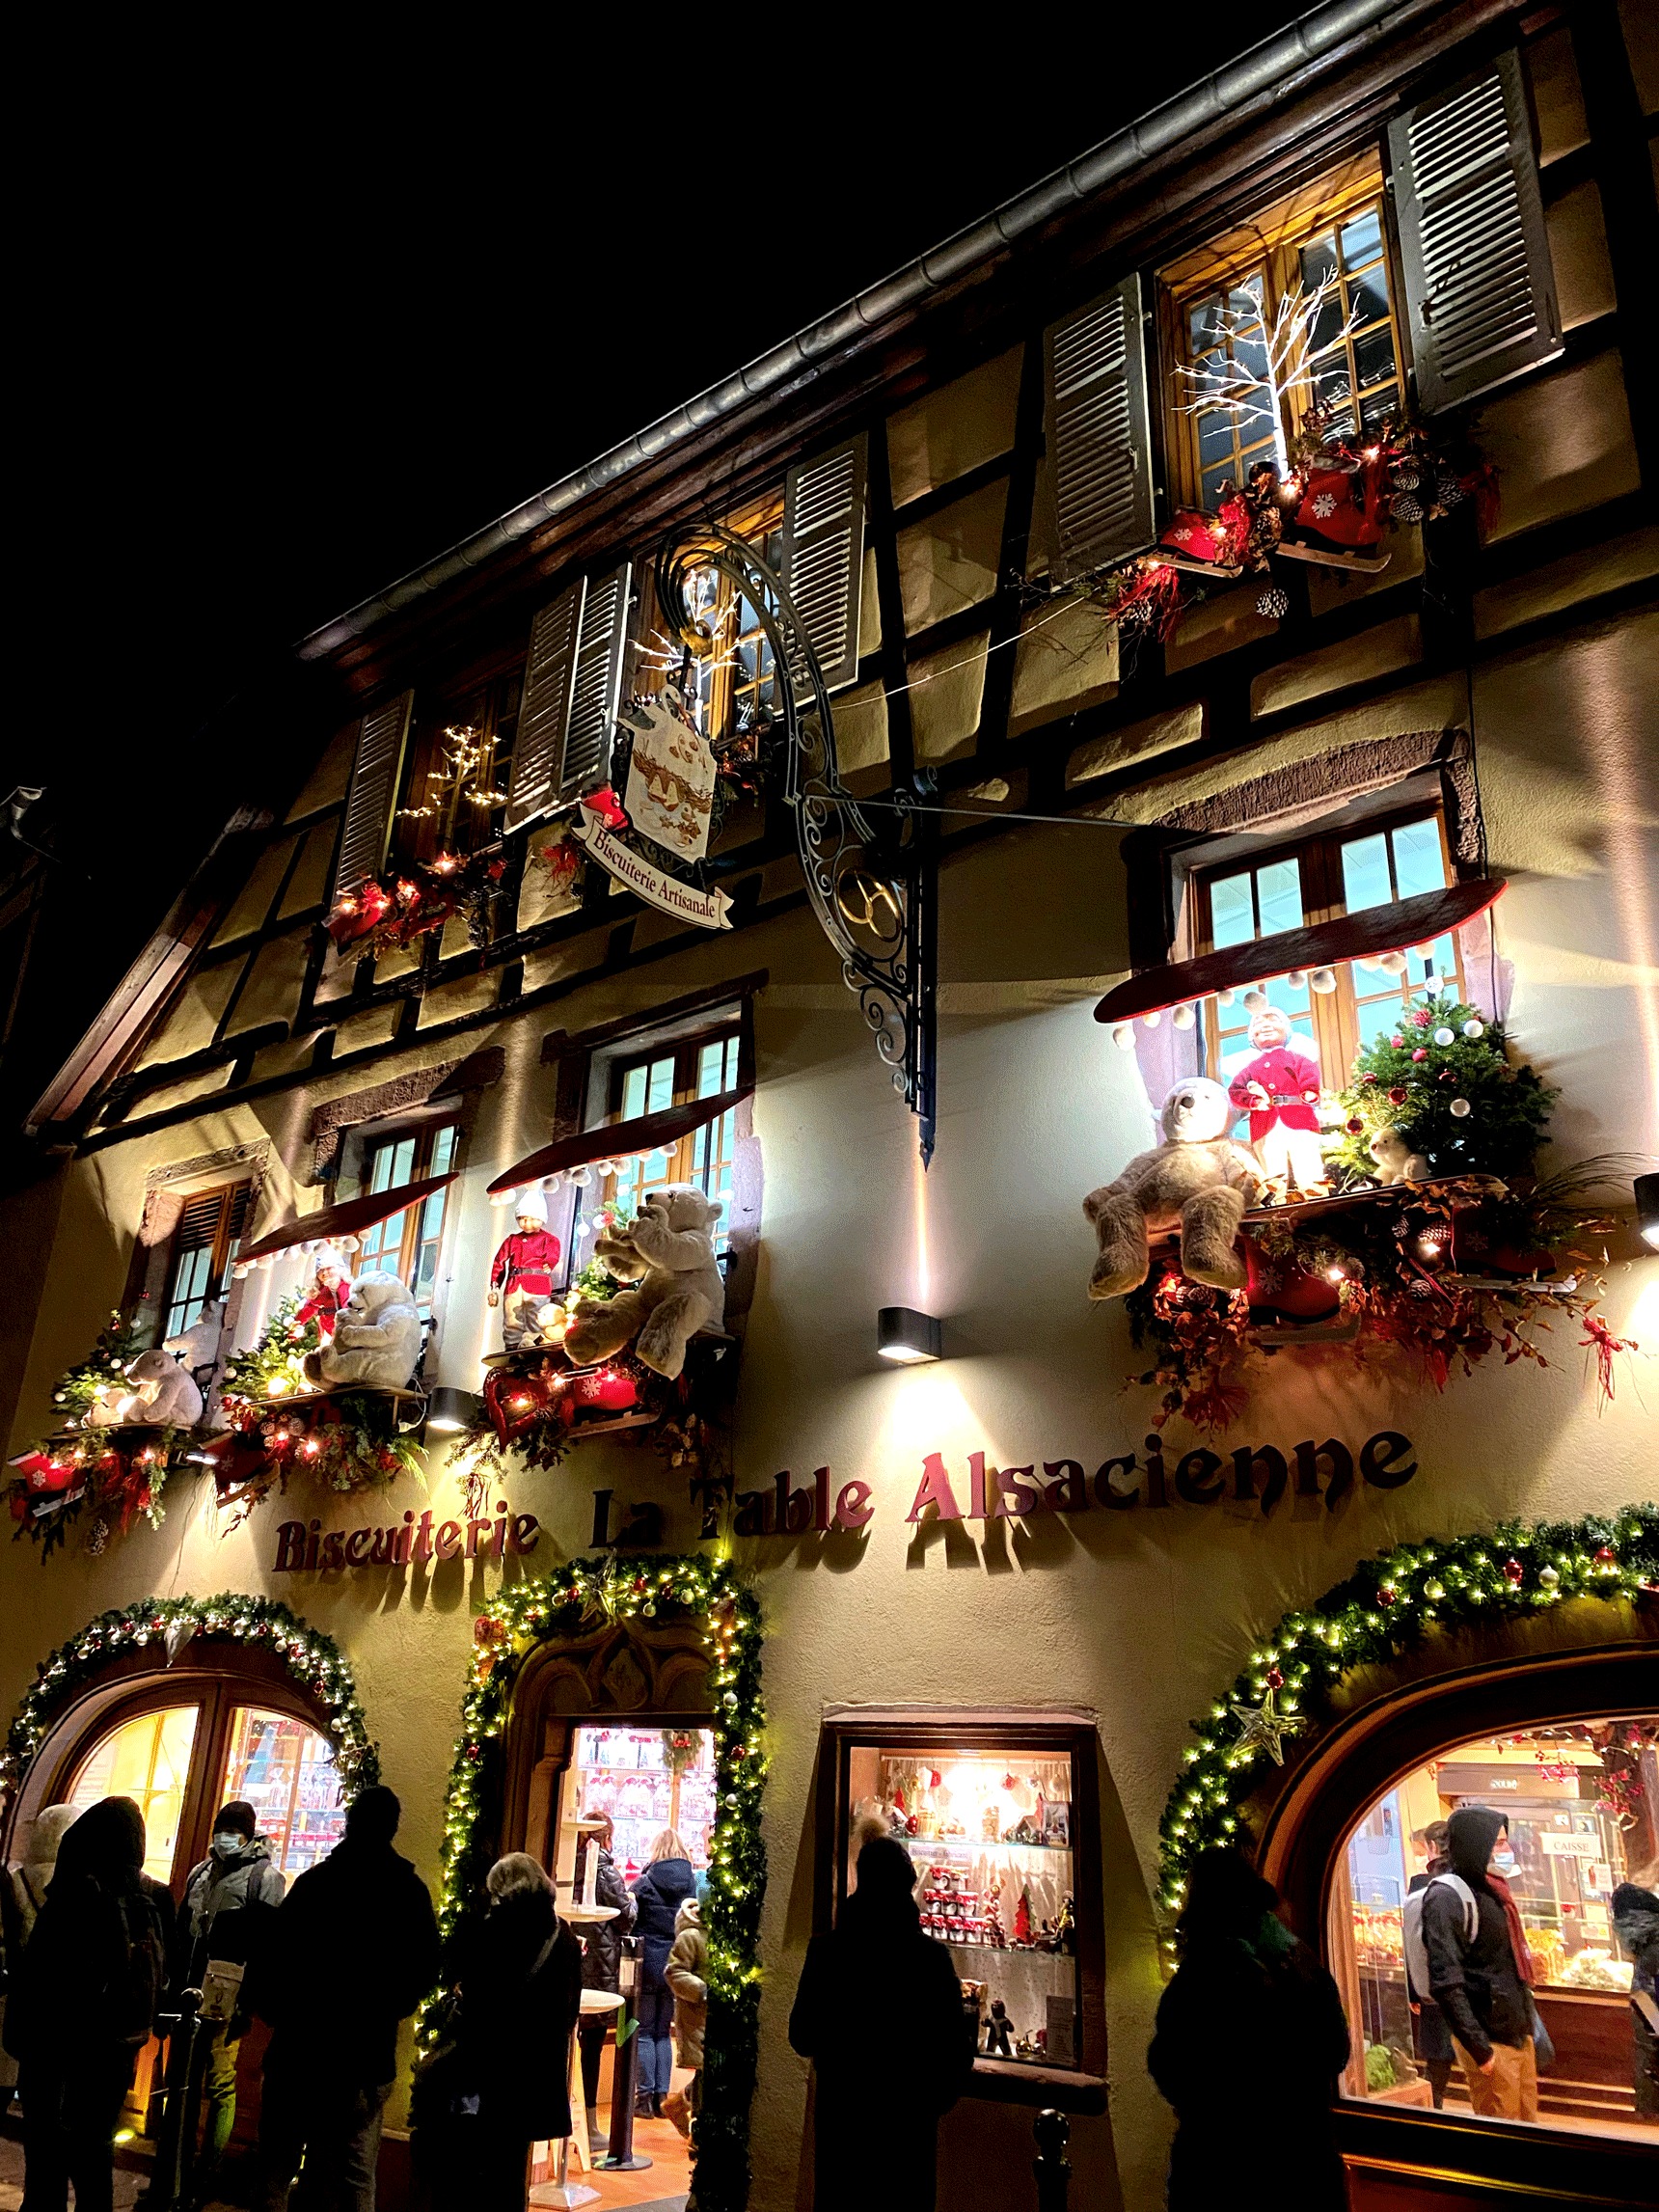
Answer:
xmin=1504 ymin=1558 xmax=1524 ymax=1587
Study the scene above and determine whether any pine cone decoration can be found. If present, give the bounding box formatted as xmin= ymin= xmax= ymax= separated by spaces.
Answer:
xmin=1390 ymin=462 xmax=1422 ymax=492
xmin=1436 ymin=475 xmax=1466 ymax=511
xmin=86 ymin=1515 xmax=109 ymax=1557
xmin=1391 ymin=492 xmax=1425 ymax=524
xmin=1257 ymin=585 xmax=1291 ymax=619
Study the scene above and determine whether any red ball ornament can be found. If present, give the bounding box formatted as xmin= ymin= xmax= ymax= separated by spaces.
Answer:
xmin=1411 ymin=1048 xmax=1428 ymax=1062
xmin=1346 ymin=1117 xmax=1366 ymax=1134
xmin=1388 ymin=1086 xmax=1409 ymax=1106
xmin=1361 ymin=1072 xmax=1379 ymax=1085
xmin=1265 ymin=1666 xmax=1284 ymax=1690
xmin=1594 ymin=1545 xmax=1617 ymax=1568
xmin=1390 ymin=1035 xmax=1405 ymax=1050
xmin=1410 ymin=1008 xmax=1434 ymax=1028
xmin=1504 ymin=1558 xmax=1524 ymax=1587
xmin=1377 ymin=1584 xmax=1398 ymax=1606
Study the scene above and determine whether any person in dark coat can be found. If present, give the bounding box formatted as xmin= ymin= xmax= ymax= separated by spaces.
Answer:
xmin=1149 ymin=1847 xmax=1349 ymax=2212
xmin=173 ymin=1798 xmax=287 ymax=2190
xmin=789 ymin=1835 xmax=975 ymax=2212
xmin=630 ymin=1828 xmax=696 ymax=2118
xmin=451 ymin=1855 xmax=583 ymax=2211
xmin=1422 ymin=1805 xmax=1536 ymax=2121
xmin=1611 ymin=1881 xmax=1659 ymax=2118
xmin=4 ymin=1796 xmax=169 ymax=2212
xmin=248 ymin=1785 xmax=439 ymax=2212
xmin=575 ymin=1814 xmax=635 ymax=2150
xmin=1406 ymin=1819 xmax=1455 ymax=2107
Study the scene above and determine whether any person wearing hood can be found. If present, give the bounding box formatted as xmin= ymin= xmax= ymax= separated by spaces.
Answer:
xmin=174 ymin=1800 xmax=286 ymax=2189
xmin=1611 ymin=1881 xmax=1659 ymax=2117
xmin=1422 ymin=1803 xmax=1537 ymax=2120
xmin=662 ymin=1892 xmax=706 ymax=2137
xmin=1406 ymin=1819 xmax=1455 ymax=2108
xmin=5 ymin=1796 xmax=169 ymax=2212
xmin=0 ymin=1804 xmax=78 ymax=2114
xmin=574 ymin=1813 xmax=635 ymax=2153
xmin=630 ymin=1828 xmax=697 ymax=2118
xmin=248 ymin=1785 xmax=438 ymax=2212
xmin=789 ymin=1835 xmax=975 ymax=2211
xmin=1149 ymin=1846 xmax=1349 ymax=2211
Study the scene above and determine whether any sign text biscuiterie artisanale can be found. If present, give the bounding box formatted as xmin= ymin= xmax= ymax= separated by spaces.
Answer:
xmin=272 ymin=1500 xmax=541 ymax=1572
xmin=729 ymin=1432 xmax=1416 ymax=1536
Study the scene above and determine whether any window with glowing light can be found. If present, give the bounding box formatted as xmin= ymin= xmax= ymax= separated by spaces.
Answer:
xmin=218 ymin=1705 xmax=345 ymax=1875
xmin=393 ymin=665 xmax=522 ymax=867
xmin=68 ymin=1705 xmax=201 ymax=1887
xmin=1330 ymin=1712 xmax=1658 ymax=2137
xmin=655 ymin=492 xmax=785 ymax=749
xmin=355 ymin=1121 xmax=459 ymax=1311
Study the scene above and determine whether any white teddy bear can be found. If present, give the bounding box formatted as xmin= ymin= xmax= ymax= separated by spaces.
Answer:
xmin=1083 ymin=1077 xmax=1263 ymax=1299
xmin=562 ymin=1184 xmax=725 ymax=1380
xmin=87 ymin=1349 xmax=204 ymax=1429
xmin=164 ymin=1299 xmax=229 ymax=1392
xmin=303 ymin=1272 xmax=422 ymax=1392
xmin=1369 ymin=1126 xmax=1430 ymax=1185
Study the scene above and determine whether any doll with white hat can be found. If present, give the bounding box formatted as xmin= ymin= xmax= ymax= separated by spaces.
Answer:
xmin=488 ymin=1188 xmax=563 ymax=1351
xmin=290 ymin=1246 xmax=354 ymax=1340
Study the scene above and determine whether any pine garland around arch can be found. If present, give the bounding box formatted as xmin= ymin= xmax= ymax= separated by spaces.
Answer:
xmin=1156 ymin=1503 xmax=1659 ymax=1953
xmin=431 ymin=1552 xmax=766 ymax=2212
xmin=0 ymin=1593 xmax=381 ymax=1816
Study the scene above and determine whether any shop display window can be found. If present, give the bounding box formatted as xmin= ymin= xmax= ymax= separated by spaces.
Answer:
xmin=1330 ymin=1712 xmax=1658 ymax=2139
xmin=218 ymin=1704 xmax=346 ymax=1875
xmin=68 ymin=1704 xmax=200 ymax=1886
xmin=819 ymin=1716 xmax=1103 ymax=2083
xmin=563 ymin=1724 xmax=716 ymax=1880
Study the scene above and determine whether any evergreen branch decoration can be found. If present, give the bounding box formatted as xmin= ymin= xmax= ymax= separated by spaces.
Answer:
xmin=0 ymin=1592 xmax=381 ymax=1816
xmin=427 ymin=1553 xmax=766 ymax=2211
xmin=1155 ymin=1505 xmax=1659 ymax=1958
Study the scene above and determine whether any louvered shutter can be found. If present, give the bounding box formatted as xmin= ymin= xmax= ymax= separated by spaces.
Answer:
xmin=780 ymin=434 xmax=866 ymax=694
xmin=333 ymin=690 xmax=413 ymax=901
xmin=177 ymin=1188 xmax=228 ymax=1254
xmin=1043 ymin=273 xmax=1155 ymax=586
xmin=558 ymin=561 xmax=633 ymax=806
xmin=1389 ymin=50 xmax=1561 ymax=413
xmin=504 ymin=579 xmax=585 ymax=833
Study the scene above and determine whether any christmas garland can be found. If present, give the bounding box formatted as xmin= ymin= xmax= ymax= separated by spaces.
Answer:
xmin=1156 ymin=1503 xmax=1659 ymax=1948
xmin=324 ymin=845 xmax=507 ymax=963
xmin=428 ymin=1554 xmax=766 ymax=2210
xmin=0 ymin=1592 xmax=381 ymax=1816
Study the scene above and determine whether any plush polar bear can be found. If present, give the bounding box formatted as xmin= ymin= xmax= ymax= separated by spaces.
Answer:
xmin=562 ymin=1185 xmax=725 ymax=1380
xmin=1084 ymin=1078 xmax=1263 ymax=1300
xmin=86 ymin=1349 xmax=204 ymax=1429
xmin=164 ymin=1299 xmax=229 ymax=1391
xmin=1369 ymin=1126 xmax=1429 ymax=1185
xmin=303 ymin=1272 xmax=422 ymax=1392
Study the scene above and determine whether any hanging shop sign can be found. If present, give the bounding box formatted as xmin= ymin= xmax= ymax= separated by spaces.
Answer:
xmin=571 ymin=803 xmax=732 ymax=930
xmin=272 ymin=1499 xmax=541 ymax=1572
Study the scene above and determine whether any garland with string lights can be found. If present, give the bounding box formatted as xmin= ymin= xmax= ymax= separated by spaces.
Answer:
xmin=429 ymin=1553 xmax=765 ymax=2209
xmin=0 ymin=1593 xmax=380 ymax=1816
xmin=1155 ymin=1504 xmax=1659 ymax=1952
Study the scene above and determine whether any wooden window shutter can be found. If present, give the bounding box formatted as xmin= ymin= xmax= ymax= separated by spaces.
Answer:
xmin=333 ymin=690 xmax=414 ymax=900
xmin=559 ymin=562 xmax=633 ymax=806
xmin=1042 ymin=273 xmax=1155 ymax=586
xmin=504 ymin=579 xmax=585 ymax=833
xmin=1388 ymin=49 xmax=1561 ymax=413
xmin=780 ymin=434 xmax=866 ymax=694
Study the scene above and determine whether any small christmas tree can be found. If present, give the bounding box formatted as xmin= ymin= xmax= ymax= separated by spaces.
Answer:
xmin=1332 ymin=996 xmax=1555 ymax=1184
xmin=1013 ymin=1887 xmax=1033 ymax=1946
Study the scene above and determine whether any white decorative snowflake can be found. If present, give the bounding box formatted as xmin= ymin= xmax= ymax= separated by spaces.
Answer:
xmin=1171 ymin=526 xmax=1193 ymax=542
xmin=1312 ymin=492 xmax=1337 ymax=519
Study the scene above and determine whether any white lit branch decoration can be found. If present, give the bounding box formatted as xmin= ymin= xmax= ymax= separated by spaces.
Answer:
xmin=1172 ymin=275 xmax=1359 ymax=456
xmin=397 ymin=724 xmax=508 ymax=838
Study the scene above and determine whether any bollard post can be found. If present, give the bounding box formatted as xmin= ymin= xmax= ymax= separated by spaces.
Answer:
xmin=144 ymin=1991 xmax=204 ymax=2212
xmin=1033 ymin=2106 xmax=1071 ymax=2212
xmin=599 ymin=1937 xmax=653 ymax=2173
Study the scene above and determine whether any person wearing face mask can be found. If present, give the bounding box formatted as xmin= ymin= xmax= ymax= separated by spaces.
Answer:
xmin=1422 ymin=1805 xmax=1537 ymax=2120
xmin=173 ymin=1801 xmax=286 ymax=2192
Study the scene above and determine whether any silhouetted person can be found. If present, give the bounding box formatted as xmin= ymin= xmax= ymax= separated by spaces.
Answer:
xmin=574 ymin=1813 xmax=634 ymax=2150
xmin=630 ymin=1827 xmax=696 ymax=2118
xmin=249 ymin=1785 xmax=439 ymax=2211
xmin=1611 ymin=1882 xmax=1659 ymax=2119
xmin=4 ymin=1796 xmax=168 ymax=2212
xmin=789 ymin=1835 xmax=974 ymax=2211
xmin=449 ymin=1854 xmax=583 ymax=2210
xmin=0 ymin=1805 xmax=78 ymax=2118
xmin=1149 ymin=1848 xmax=1349 ymax=2212
xmin=1422 ymin=1805 xmax=1536 ymax=2120
xmin=1406 ymin=1818 xmax=1455 ymax=2106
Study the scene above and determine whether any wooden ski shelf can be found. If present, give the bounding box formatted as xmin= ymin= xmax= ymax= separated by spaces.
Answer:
xmin=1276 ymin=541 xmax=1391 ymax=573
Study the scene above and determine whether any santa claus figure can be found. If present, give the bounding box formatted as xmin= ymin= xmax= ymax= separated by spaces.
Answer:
xmin=291 ymin=1249 xmax=353 ymax=1339
xmin=488 ymin=1189 xmax=563 ymax=1351
xmin=1228 ymin=1003 xmax=1330 ymax=1201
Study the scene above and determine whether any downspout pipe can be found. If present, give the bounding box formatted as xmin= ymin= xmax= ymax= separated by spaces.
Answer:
xmin=299 ymin=0 xmax=1434 ymax=661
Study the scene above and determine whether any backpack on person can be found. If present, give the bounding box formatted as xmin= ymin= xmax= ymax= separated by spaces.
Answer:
xmin=1402 ymin=1873 xmax=1477 ymax=2001
xmin=99 ymin=1881 xmax=168 ymax=2049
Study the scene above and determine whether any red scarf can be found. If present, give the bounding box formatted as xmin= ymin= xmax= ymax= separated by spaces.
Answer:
xmin=1484 ymin=1872 xmax=1537 ymax=1985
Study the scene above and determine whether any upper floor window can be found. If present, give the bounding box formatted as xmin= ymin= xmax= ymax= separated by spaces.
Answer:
xmin=1163 ymin=160 xmax=1405 ymax=511
xmin=394 ymin=667 xmax=522 ymax=868
xmin=676 ymin=493 xmax=785 ymax=747
xmin=355 ymin=1121 xmax=459 ymax=1310
xmin=600 ymin=1023 xmax=742 ymax=1254
xmin=164 ymin=1182 xmax=252 ymax=1339
xmin=1192 ymin=802 xmax=1464 ymax=1094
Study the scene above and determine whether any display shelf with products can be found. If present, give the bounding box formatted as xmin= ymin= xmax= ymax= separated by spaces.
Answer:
xmin=219 ymin=1703 xmax=347 ymax=1875
xmin=563 ymin=1723 xmax=716 ymax=1877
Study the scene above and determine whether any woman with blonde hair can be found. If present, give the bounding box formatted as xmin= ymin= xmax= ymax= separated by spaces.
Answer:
xmin=630 ymin=1829 xmax=696 ymax=2118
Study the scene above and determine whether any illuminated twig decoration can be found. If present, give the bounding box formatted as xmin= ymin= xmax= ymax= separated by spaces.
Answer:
xmin=654 ymin=527 xmax=937 ymax=1161
xmin=1173 ymin=276 xmax=1360 ymax=463
xmin=397 ymin=724 xmax=508 ymax=841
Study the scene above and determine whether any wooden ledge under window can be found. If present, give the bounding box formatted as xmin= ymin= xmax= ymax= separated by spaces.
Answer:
xmin=965 ymin=2058 xmax=1108 ymax=2114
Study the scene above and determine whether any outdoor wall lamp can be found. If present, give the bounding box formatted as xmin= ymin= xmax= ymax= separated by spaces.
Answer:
xmin=877 ymin=1307 xmax=942 ymax=1364
xmin=1637 ymin=1173 xmax=1659 ymax=1251
xmin=425 ymin=1385 xmax=481 ymax=1434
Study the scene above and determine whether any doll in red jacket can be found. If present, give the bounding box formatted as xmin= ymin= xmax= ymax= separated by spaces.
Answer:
xmin=488 ymin=1189 xmax=563 ymax=1350
xmin=290 ymin=1250 xmax=353 ymax=1340
xmin=1228 ymin=1003 xmax=1331 ymax=1201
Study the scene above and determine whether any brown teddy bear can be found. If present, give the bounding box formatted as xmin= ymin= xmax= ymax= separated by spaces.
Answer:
xmin=562 ymin=1184 xmax=725 ymax=1379
xmin=1084 ymin=1077 xmax=1263 ymax=1299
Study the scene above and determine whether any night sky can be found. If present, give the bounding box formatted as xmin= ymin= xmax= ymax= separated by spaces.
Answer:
xmin=11 ymin=13 xmax=1310 ymax=1118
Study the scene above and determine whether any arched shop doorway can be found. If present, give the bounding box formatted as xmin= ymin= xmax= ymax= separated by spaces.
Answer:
xmin=1157 ymin=1509 xmax=1659 ymax=2210
xmin=0 ymin=1597 xmax=377 ymax=2142
xmin=436 ymin=1556 xmax=764 ymax=2212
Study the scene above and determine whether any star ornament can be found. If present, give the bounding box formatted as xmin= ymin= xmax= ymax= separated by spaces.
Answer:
xmin=1230 ymin=1686 xmax=1305 ymax=1766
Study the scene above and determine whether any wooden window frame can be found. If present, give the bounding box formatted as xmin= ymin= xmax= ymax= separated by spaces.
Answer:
xmin=598 ymin=1018 xmax=744 ymax=1250
xmin=1190 ymin=800 xmax=1466 ymax=1090
xmin=1159 ymin=157 xmax=1407 ymax=512
xmin=162 ymin=1180 xmax=251 ymax=1339
xmin=355 ymin=1118 xmax=461 ymax=1302
xmin=673 ymin=491 xmax=786 ymax=746
xmin=393 ymin=658 xmax=525 ymax=870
